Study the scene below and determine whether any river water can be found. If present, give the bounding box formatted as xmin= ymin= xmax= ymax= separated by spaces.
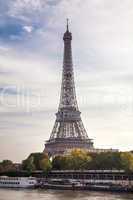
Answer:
xmin=0 ymin=189 xmax=133 ymax=200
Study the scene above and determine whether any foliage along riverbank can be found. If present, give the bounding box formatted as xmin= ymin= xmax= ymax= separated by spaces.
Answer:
xmin=1 ymin=149 xmax=133 ymax=175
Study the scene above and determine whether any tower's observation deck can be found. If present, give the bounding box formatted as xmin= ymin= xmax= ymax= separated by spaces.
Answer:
xmin=44 ymin=21 xmax=94 ymax=156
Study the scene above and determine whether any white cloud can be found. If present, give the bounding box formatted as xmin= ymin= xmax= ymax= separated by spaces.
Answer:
xmin=23 ymin=25 xmax=33 ymax=33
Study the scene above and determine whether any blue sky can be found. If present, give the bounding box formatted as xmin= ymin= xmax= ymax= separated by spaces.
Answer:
xmin=0 ymin=0 xmax=133 ymax=162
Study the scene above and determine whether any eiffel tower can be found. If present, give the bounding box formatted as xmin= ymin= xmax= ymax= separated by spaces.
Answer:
xmin=44 ymin=20 xmax=94 ymax=156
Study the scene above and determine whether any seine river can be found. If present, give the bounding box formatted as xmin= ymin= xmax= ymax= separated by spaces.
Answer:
xmin=0 ymin=189 xmax=133 ymax=200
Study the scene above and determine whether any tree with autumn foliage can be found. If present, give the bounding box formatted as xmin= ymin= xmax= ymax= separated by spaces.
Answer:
xmin=52 ymin=149 xmax=92 ymax=170
xmin=69 ymin=149 xmax=92 ymax=170
xmin=39 ymin=153 xmax=52 ymax=175
xmin=120 ymin=152 xmax=133 ymax=172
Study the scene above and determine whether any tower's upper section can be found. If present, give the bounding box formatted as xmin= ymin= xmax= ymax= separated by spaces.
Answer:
xmin=59 ymin=19 xmax=78 ymax=110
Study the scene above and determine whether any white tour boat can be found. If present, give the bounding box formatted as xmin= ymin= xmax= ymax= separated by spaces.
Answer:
xmin=0 ymin=176 xmax=37 ymax=188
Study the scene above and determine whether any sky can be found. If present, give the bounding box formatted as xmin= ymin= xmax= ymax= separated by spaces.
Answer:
xmin=0 ymin=0 xmax=133 ymax=162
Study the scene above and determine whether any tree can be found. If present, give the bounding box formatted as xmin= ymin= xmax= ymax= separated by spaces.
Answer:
xmin=120 ymin=152 xmax=133 ymax=172
xmin=22 ymin=152 xmax=52 ymax=175
xmin=2 ymin=160 xmax=13 ymax=166
xmin=52 ymin=156 xmax=64 ymax=170
xmin=69 ymin=149 xmax=92 ymax=170
xmin=88 ymin=152 xmax=122 ymax=170
xmin=39 ymin=158 xmax=52 ymax=175
xmin=22 ymin=156 xmax=36 ymax=172
xmin=52 ymin=155 xmax=69 ymax=170
xmin=28 ymin=153 xmax=44 ymax=170
xmin=52 ymin=149 xmax=92 ymax=170
xmin=0 ymin=164 xmax=3 ymax=172
xmin=0 ymin=160 xmax=14 ymax=172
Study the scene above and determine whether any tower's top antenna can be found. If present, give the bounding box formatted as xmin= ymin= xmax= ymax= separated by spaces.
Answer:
xmin=66 ymin=18 xmax=69 ymax=31
xmin=63 ymin=18 xmax=72 ymax=40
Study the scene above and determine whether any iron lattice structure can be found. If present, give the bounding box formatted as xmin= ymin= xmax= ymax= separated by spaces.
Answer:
xmin=44 ymin=21 xmax=94 ymax=156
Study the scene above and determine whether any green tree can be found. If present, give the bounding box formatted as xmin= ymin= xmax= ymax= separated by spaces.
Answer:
xmin=52 ymin=155 xmax=69 ymax=170
xmin=22 ymin=156 xmax=36 ymax=172
xmin=69 ymin=149 xmax=92 ymax=170
xmin=120 ymin=152 xmax=133 ymax=172
xmin=0 ymin=160 xmax=14 ymax=172
xmin=89 ymin=152 xmax=122 ymax=170
xmin=22 ymin=152 xmax=52 ymax=174
xmin=0 ymin=164 xmax=3 ymax=172
xmin=39 ymin=158 xmax=52 ymax=175
xmin=52 ymin=149 xmax=92 ymax=170
xmin=2 ymin=160 xmax=13 ymax=166
xmin=28 ymin=153 xmax=44 ymax=170
xmin=52 ymin=156 xmax=64 ymax=170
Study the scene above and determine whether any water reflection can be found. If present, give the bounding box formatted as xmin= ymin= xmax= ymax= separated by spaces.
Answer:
xmin=0 ymin=189 xmax=133 ymax=200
